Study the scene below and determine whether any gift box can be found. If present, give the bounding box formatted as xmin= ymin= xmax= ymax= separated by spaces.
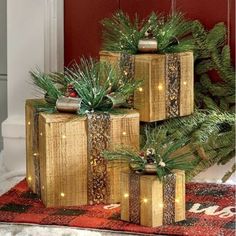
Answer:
xmin=120 ymin=170 xmax=185 ymax=227
xmin=26 ymin=99 xmax=139 ymax=207
xmin=100 ymin=51 xmax=194 ymax=122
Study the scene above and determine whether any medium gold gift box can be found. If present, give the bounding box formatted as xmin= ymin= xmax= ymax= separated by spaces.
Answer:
xmin=100 ymin=51 xmax=194 ymax=122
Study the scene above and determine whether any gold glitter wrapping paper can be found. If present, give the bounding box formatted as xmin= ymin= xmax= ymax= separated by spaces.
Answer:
xmin=87 ymin=113 xmax=111 ymax=205
xmin=26 ymin=99 xmax=139 ymax=207
xmin=100 ymin=51 xmax=194 ymax=122
xmin=121 ymin=170 xmax=185 ymax=227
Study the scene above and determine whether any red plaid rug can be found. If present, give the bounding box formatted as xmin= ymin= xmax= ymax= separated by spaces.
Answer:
xmin=0 ymin=180 xmax=235 ymax=236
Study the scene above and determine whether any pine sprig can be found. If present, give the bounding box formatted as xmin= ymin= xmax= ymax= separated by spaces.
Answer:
xmin=30 ymin=70 xmax=62 ymax=104
xmin=101 ymin=10 xmax=197 ymax=54
xmin=142 ymin=109 xmax=235 ymax=181
xmin=193 ymin=21 xmax=235 ymax=112
xmin=103 ymin=137 xmax=194 ymax=181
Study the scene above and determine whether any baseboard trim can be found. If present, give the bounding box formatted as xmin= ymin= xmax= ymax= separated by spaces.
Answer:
xmin=2 ymin=115 xmax=25 ymax=138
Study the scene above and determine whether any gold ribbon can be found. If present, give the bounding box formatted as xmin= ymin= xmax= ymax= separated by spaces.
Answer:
xmin=165 ymin=54 xmax=181 ymax=118
xmin=32 ymin=108 xmax=41 ymax=196
xmin=119 ymin=53 xmax=135 ymax=80
xmin=129 ymin=172 xmax=140 ymax=224
xmin=163 ymin=173 xmax=176 ymax=224
xmin=87 ymin=112 xmax=111 ymax=205
xmin=119 ymin=53 xmax=135 ymax=107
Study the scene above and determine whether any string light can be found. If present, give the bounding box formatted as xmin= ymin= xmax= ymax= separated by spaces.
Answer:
xmin=159 ymin=203 xmax=164 ymax=208
xmin=124 ymin=193 xmax=129 ymax=198
xmin=60 ymin=192 xmax=65 ymax=197
xmin=175 ymin=198 xmax=180 ymax=203
xmin=33 ymin=153 xmax=38 ymax=157
xmin=143 ymin=198 xmax=148 ymax=203
xmin=138 ymin=87 xmax=143 ymax=92
xmin=42 ymin=186 xmax=45 ymax=190
xmin=122 ymin=131 xmax=127 ymax=136
xmin=158 ymin=84 xmax=163 ymax=90
xmin=40 ymin=132 xmax=43 ymax=136
xmin=27 ymin=176 xmax=32 ymax=182
xmin=183 ymin=81 xmax=187 ymax=85
xmin=62 ymin=135 xmax=66 ymax=139
xmin=124 ymin=70 xmax=128 ymax=76
xmin=28 ymin=121 xmax=31 ymax=125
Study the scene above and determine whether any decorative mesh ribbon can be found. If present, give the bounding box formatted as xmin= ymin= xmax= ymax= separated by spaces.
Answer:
xmin=119 ymin=53 xmax=135 ymax=106
xmin=129 ymin=172 xmax=176 ymax=225
xmin=163 ymin=173 xmax=176 ymax=224
xmin=87 ymin=112 xmax=111 ymax=205
xmin=165 ymin=54 xmax=181 ymax=118
xmin=119 ymin=53 xmax=135 ymax=80
xmin=129 ymin=172 xmax=140 ymax=224
xmin=33 ymin=110 xmax=41 ymax=197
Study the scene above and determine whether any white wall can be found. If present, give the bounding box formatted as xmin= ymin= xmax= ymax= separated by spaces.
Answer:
xmin=2 ymin=0 xmax=64 ymax=172
xmin=0 ymin=0 xmax=7 ymax=151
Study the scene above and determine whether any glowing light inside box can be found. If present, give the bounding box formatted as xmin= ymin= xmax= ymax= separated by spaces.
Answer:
xmin=175 ymin=198 xmax=180 ymax=203
xmin=143 ymin=198 xmax=148 ymax=203
xmin=124 ymin=193 xmax=129 ymax=198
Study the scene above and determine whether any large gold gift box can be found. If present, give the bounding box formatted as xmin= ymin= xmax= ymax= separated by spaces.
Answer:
xmin=100 ymin=51 xmax=194 ymax=122
xmin=26 ymin=99 xmax=139 ymax=207
xmin=121 ymin=170 xmax=185 ymax=227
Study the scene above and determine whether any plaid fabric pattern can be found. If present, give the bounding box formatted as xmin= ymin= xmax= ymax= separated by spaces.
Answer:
xmin=0 ymin=180 xmax=235 ymax=236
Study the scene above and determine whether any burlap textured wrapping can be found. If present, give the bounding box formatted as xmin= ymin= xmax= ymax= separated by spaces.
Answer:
xmin=87 ymin=113 xmax=111 ymax=205
xmin=129 ymin=173 xmax=140 ymax=224
xmin=33 ymin=110 xmax=41 ymax=196
xmin=163 ymin=173 xmax=176 ymax=224
xmin=165 ymin=54 xmax=181 ymax=118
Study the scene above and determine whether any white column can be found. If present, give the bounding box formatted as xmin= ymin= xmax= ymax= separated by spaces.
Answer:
xmin=2 ymin=0 xmax=64 ymax=172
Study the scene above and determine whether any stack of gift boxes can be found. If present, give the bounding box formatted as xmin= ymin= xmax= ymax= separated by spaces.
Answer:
xmin=26 ymin=24 xmax=194 ymax=228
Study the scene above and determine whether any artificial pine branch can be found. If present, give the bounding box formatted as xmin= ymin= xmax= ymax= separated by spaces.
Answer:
xmin=103 ymin=137 xmax=194 ymax=181
xmin=193 ymin=22 xmax=235 ymax=112
xmin=101 ymin=11 xmax=197 ymax=54
xmin=65 ymin=58 xmax=141 ymax=113
xmin=222 ymin=163 xmax=236 ymax=183
xmin=31 ymin=58 xmax=141 ymax=114
xmin=141 ymin=109 xmax=235 ymax=181
xmin=30 ymin=70 xmax=62 ymax=104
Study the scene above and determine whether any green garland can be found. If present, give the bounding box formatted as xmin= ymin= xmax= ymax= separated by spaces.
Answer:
xmin=142 ymin=110 xmax=235 ymax=182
